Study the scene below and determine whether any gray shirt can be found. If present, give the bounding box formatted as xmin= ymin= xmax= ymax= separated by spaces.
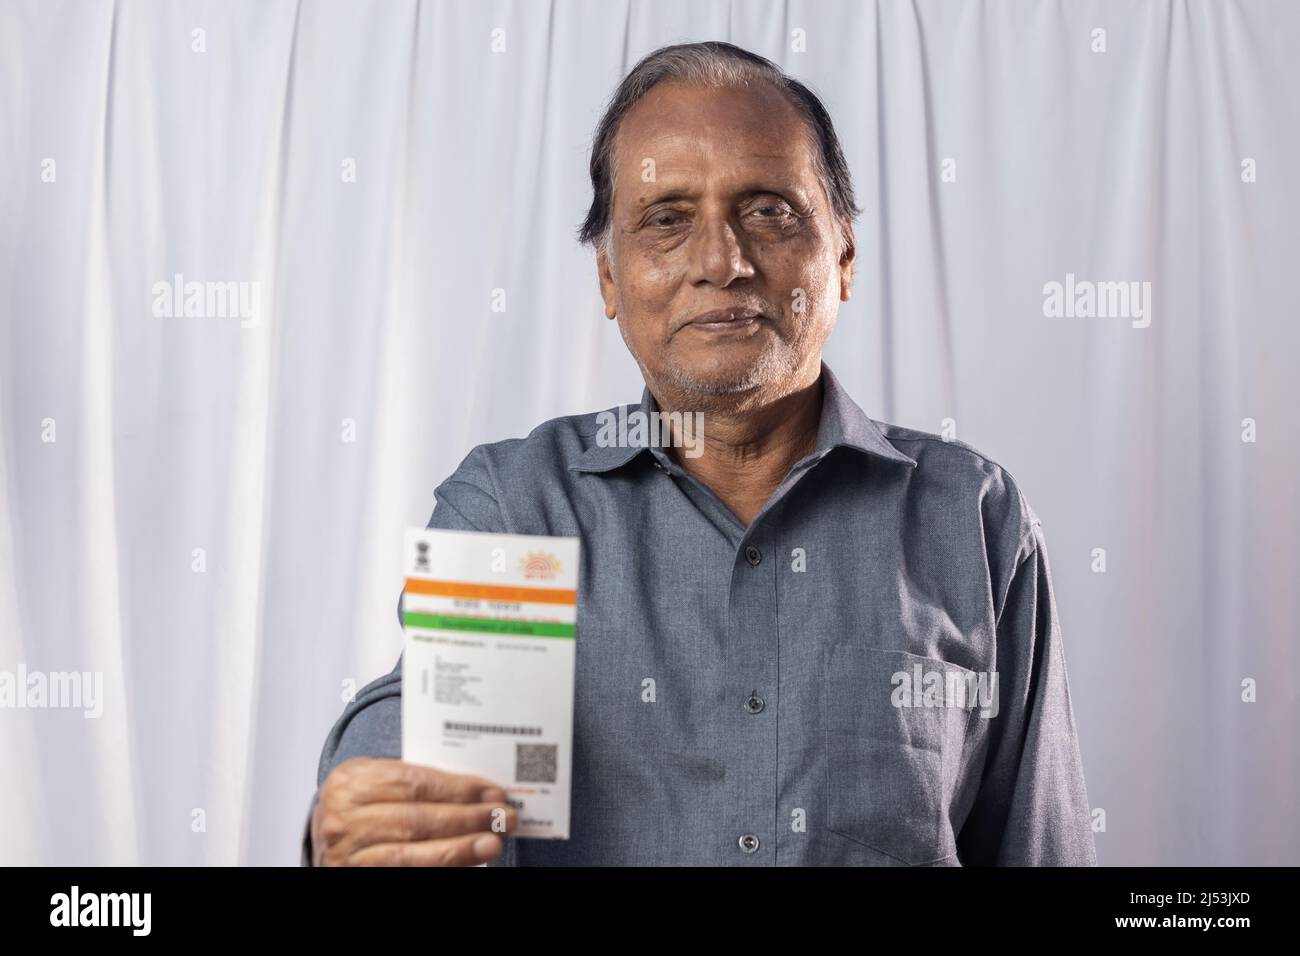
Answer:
xmin=304 ymin=361 xmax=1097 ymax=866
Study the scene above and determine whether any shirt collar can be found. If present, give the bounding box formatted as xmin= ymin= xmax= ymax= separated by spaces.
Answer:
xmin=573 ymin=361 xmax=917 ymax=474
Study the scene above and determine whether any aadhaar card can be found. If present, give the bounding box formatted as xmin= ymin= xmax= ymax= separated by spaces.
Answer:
xmin=400 ymin=527 xmax=579 ymax=839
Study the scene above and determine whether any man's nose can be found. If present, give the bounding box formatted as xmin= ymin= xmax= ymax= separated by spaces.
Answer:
xmin=688 ymin=215 xmax=756 ymax=287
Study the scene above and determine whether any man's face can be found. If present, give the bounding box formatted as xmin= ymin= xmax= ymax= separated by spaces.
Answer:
xmin=597 ymin=79 xmax=855 ymax=402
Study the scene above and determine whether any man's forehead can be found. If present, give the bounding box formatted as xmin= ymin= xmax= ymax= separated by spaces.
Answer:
xmin=620 ymin=161 xmax=817 ymax=210
xmin=618 ymin=82 xmax=805 ymax=150
xmin=611 ymin=97 xmax=818 ymax=199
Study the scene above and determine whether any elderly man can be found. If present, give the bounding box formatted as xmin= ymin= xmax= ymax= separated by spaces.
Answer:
xmin=305 ymin=41 xmax=1096 ymax=867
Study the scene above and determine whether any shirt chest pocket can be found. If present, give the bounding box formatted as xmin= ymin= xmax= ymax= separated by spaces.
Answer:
xmin=822 ymin=644 xmax=978 ymax=865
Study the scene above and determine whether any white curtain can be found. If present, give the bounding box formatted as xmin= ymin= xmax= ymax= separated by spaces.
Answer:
xmin=1 ymin=0 xmax=1296 ymax=865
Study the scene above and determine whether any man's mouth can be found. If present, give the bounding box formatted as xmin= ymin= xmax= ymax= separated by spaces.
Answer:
xmin=684 ymin=306 xmax=767 ymax=333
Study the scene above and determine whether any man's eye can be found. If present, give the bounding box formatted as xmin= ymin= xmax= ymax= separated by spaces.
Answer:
xmin=751 ymin=202 xmax=793 ymax=219
xmin=648 ymin=211 xmax=683 ymax=227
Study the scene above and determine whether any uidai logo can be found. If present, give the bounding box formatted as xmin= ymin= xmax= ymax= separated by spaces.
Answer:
xmin=50 ymin=886 xmax=151 ymax=936
xmin=520 ymin=551 xmax=562 ymax=581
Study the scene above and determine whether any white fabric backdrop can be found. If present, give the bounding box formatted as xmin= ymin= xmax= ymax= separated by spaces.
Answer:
xmin=1 ymin=0 xmax=1297 ymax=866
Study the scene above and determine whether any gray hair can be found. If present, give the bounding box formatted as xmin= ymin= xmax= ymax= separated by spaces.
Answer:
xmin=577 ymin=41 xmax=861 ymax=259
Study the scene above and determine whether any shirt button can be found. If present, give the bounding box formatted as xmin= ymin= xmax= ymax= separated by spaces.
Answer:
xmin=743 ymin=693 xmax=765 ymax=714
xmin=738 ymin=833 xmax=760 ymax=854
xmin=744 ymin=545 xmax=762 ymax=566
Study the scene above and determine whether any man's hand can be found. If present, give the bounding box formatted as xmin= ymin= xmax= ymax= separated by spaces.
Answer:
xmin=311 ymin=757 xmax=517 ymax=866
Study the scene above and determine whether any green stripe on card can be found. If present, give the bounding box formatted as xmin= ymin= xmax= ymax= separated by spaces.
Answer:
xmin=403 ymin=612 xmax=575 ymax=638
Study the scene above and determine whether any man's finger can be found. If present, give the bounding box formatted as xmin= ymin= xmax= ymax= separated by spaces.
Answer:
xmin=335 ymin=800 xmax=517 ymax=851
xmin=339 ymin=758 xmax=505 ymax=806
xmin=347 ymin=832 xmax=505 ymax=867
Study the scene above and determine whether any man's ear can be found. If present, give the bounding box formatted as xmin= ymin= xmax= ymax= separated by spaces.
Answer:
xmin=596 ymin=244 xmax=619 ymax=320
xmin=838 ymin=221 xmax=857 ymax=302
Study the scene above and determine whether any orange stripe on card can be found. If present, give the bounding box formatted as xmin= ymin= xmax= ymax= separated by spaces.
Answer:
xmin=403 ymin=578 xmax=577 ymax=605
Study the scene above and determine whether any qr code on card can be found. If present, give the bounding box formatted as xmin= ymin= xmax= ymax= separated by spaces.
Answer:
xmin=515 ymin=743 xmax=558 ymax=783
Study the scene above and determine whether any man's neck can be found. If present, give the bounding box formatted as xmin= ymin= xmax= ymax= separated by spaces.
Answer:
xmin=656 ymin=369 xmax=824 ymax=528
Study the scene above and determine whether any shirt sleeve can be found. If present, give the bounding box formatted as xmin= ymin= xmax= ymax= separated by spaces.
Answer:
xmin=956 ymin=517 xmax=1098 ymax=866
xmin=300 ymin=445 xmax=506 ymax=865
